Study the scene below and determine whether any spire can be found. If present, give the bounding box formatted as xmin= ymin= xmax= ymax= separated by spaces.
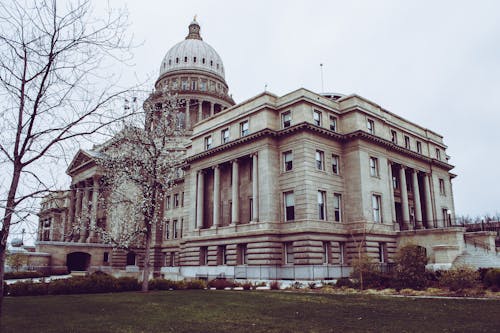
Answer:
xmin=186 ymin=16 xmax=202 ymax=40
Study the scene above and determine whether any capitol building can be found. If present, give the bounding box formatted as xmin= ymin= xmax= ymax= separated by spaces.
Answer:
xmin=34 ymin=19 xmax=493 ymax=280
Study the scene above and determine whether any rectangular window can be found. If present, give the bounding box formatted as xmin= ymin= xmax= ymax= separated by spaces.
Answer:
xmin=238 ymin=244 xmax=248 ymax=265
xmin=313 ymin=110 xmax=322 ymax=126
xmin=103 ymin=252 xmax=109 ymax=263
xmin=173 ymin=220 xmax=178 ymax=238
xmin=369 ymin=157 xmax=379 ymax=177
xmin=339 ymin=242 xmax=346 ymax=265
xmin=392 ymin=176 xmax=399 ymax=189
xmin=165 ymin=196 xmax=171 ymax=210
xmin=284 ymin=242 xmax=294 ymax=264
xmin=204 ymin=136 xmax=212 ymax=150
xmin=391 ymin=130 xmax=398 ymax=144
xmin=170 ymin=252 xmax=176 ymax=267
xmin=200 ymin=247 xmax=208 ymax=265
xmin=417 ymin=141 xmax=422 ymax=154
xmin=332 ymin=154 xmax=340 ymax=174
xmin=316 ymin=150 xmax=324 ymax=170
xmin=174 ymin=193 xmax=179 ymax=208
xmin=165 ymin=221 xmax=170 ymax=239
xmin=181 ymin=78 xmax=188 ymax=90
xmin=283 ymin=151 xmax=293 ymax=171
xmin=404 ymin=136 xmax=410 ymax=149
xmin=181 ymin=192 xmax=184 ymax=207
xmin=281 ymin=111 xmax=291 ymax=128
xmin=191 ymin=80 xmax=197 ymax=90
xmin=329 ymin=115 xmax=337 ymax=132
xmin=323 ymin=242 xmax=330 ymax=264
xmin=439 ymin=178 xmax=446 ymax=195
xmin=372 ymin=194 xmax=382 ymax=223
xmin=367 ymin=119 xmax=375 ymax=134
xmin=249 ymin=198 xmax=253 ymax=221
xmin=284 ymin=191 xmax=295 ymax=221
xmin=443 ymin=209 xmax=451 ymax=227
xmin=435 ymin=148 xmax=441 ymax=160
xmin=240 ymin=120 xmax=249 ymax=136
xmin=318 ymin=191 xmax=326 ymax=220
xmin=378 ymin=243 xmax=387 ymax=263
xmin=221 ymin=128 xmax=230 ymax=143
xmin=218 ymin=245 xmax=227 ymax=265
xmin=333 ymin=193 xmax=342 ymax=222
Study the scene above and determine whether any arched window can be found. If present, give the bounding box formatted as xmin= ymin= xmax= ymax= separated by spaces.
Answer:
xmin=176 ymin=57 xmax=179 ymax=64
xmin=184 ymin=56 xmax=187 ymax=62
xmin=202 ymin=58 xmax=205 ymax=64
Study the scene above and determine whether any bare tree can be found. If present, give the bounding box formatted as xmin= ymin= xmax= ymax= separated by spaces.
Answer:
xmin=96 ymin=92 xmax=186 ymax=292
xmin=0 ymin=0 xmax=136 ymax=316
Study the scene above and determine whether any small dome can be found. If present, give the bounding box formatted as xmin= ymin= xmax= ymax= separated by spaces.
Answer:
xmin=159 ymin=19 xmax=225 ymax=80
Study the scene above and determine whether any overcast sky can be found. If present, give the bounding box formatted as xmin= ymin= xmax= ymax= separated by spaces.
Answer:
xmin=104 ymin=0 xmax=498 ymax=217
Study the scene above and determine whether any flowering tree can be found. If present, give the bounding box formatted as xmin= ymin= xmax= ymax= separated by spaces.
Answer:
xmin=96 ymin=92 xmax=186 ymax=292
xmin=0 ymin=0 xmax=135 ymax=317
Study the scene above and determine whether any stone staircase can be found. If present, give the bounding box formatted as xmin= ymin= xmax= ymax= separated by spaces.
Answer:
xmin=452 ymin=244 xmax=500 ymax=269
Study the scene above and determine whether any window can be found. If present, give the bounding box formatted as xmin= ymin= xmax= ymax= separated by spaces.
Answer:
xmin=367 ymin=119 xmax=375 ymax=134
xmin=170 ymin=252 xmax=176 ymax=267
xmin=221 ymin=128 xmax=230 ymax=143
xmin=439 ymin=178 xmax=446 ymax=195
xmin=240 ymin=120 xmax=249 ymax=136
xmin=204 ymin=136 xmax=212 ymax=150
xmin=369 ymin=157 xmax=379 ymax=177
xmin=372 ymin=194 xmax=382 ymax=223
xmin=249 ymin=198 xmax=253 ymax=221
xmin=329 ymin=115 xmax=337 ymax=132
xmin=184 ymin=56 xmax=188 ymax=62
xmin=165 ymin=221 xmax=170 ymax=239
xmin=316 ymin=150 xmax=324 ymax=170
xmin=283 ymin=151 xmax=293 ymax=171
xmin=322 ymin=242 xmax=330 ymax=264
xmin=218 ymin=245 xmax=227 ymax=265
xmin=200 ymin=79 xmax=207 ymax=91
xmin=173 ymin=220 xmax=178 ymax=238
xmin=191 ymin=80 xmax=197 ymax=90
xmin=435 ymin=148 xmax=441 ymax=160
xmin=174 ymin=194 xmax=179 ymax=208
xmin=193 ymin=56 xmax=197 ymax=63
xmin=200 ymin=247 xmax=208 ymax=265
xmin=404 ymin=136 xmax=410 ymax=149
xmin=238 ymin=244 xmax=248 ymax=265
xmin=284 ymin=191 xmax=295 ymax=221
xmin=378 ymin=243 xmax=387 ymax=263
xmin=103 ymin=252 xmax=109 ymax=264
xmin=318 ymin=191 xmax=326 ymax=220
xmin=339 ymin=242 xmax=346 ymax=265
xmin=391 ymin=130 xmax=398 ymax=144
xmin=392 ymin=176 xmax=398 ymax=189
xmin=284 ymin=242 xmax=294 ymax=264
xmin=333 ymin=193 xmax=342 ymax=222
xmin=417 ymin=141 xmax=422 ymax=154
xmin=181 ymin=192 xmax=184 ymax=207
xmin=313 ymin=110 xmax=322 ymax=126
xmin=332 ymin=154 xmax=340 ymax=174
xmin=165 ymin=196 xmax=171 ymax=210
xmin=181 ymin=78 xmax=188 ymax=90
xmin=282 ymin=111 xmax=291 ymax=128
xmin=175 ymin=57 xmax=179 ymax=64
xmin=126 ymin=252 xmax=136 ymax=266
xmin=443 ymin=209 xmax=451 ymax=227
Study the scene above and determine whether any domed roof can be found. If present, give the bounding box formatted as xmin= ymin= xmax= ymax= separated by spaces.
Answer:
xmin=159 ymin=19 xmax=225 ymax=80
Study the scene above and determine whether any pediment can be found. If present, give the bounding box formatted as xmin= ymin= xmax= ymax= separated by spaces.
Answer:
xmin=66 ymin=150 xmax=97 ymax=176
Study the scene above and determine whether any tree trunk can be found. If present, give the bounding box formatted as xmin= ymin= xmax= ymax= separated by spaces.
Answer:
xmin=141 ymin=231 xmax=152 ymax=292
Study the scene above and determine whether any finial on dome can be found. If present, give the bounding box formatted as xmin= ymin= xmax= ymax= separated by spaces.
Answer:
xmin=186 ymin=17 xmax=202 ymax=40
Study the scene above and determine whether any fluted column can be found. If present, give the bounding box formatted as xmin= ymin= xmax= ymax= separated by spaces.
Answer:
xmin=252 ymin=154 xmax=259 ymax=222
xmin=67 ymin=186 xmax=76 ymax=241
xmin=212 ymin=165 xmax=220 ymax=227
xmin=87 ymin=176 xmax=99 ymax=243
xmin=196 ymin=170 xmax=204 ymax=229
xmin=74 ymin=187 xmax=83 ymax=242
xmin=231 ymin=160 xmax=239 ymax=225
xmin=185 ymin=99 xmax=190 ymax=130
xmin=399 ymin=166 xmax=410 ymax=230
xmin=387 ymin=162 xmax=396 ymax=226
xmin=198 ymin=99 xmax=203 ymax=122
xmin=423 ymin=173 xmax=434 ymax=228
xmin=79 ymin=182 xmax=90 ymax=243
xmin=412 ymin=170 xmax=423 ymax=229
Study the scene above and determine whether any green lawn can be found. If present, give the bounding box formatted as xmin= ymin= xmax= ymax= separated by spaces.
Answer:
xmin=2 ymin=290 xmax=499 ymax=332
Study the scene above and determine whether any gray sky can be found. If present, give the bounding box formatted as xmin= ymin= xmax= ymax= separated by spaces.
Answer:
xmin=104 ymin=0 xmax=499 ymax=217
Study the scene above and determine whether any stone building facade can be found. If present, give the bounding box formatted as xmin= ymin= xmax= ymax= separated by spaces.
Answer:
xmin=37 ymin=19 xmax=488 ymax=280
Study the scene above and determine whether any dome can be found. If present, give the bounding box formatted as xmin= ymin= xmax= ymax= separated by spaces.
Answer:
xmin=159 ymin=19 xmax=225 ymax=80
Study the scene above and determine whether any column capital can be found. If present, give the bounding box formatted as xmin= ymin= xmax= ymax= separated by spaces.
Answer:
xmin=250 ymin=152 xmax=259 ymax=158
xmin=211 ymin=164 xmax=220 ymax=170
xmin=231 ymin=158 xmax=239 ymax=164
xmin=198 ymin=169 xmax=205 ymax=175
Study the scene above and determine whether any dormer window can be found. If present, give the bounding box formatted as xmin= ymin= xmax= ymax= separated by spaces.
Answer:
xmin=210 ymin=60 xmax=213 ymax=66
xmin=216 ymin=63 xmax=219 ymax=69
xmin=176 ymin=57 xmax=179 ymax=64
xmin=193 ymin=57 xmax=197 ymax=63
xmin=202 ymin=58 xmax=206 ymax=64
xmin=168 ymin=59 xmax=172 ymax=66
xmin=184 ymin=56 xmax=187 ymax=62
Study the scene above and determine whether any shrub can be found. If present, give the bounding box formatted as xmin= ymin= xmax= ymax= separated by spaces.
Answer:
xmin=186 ymin=279 xmax=206 ymax=290
xmin=291 ymin=281 xmax=303 ymax=289
xmin=241 ymin=281 xmax=253 ymax=290
xmin=439 ymin=265 xmax=479 ymax=291
xmin=6 ymin=253 xmax=28 ymax=272
xmin=270 ymin=281 xmax=280 ymax=290
xmin=395 ymin=245 xmax=428 ymax=290
xmin=308 ymin=282 xmax=317 ymax=290
xmin=483 ymin=269 xmax=500 ymax=289
xmin=336 ymin=277 xmax=354 ymax=288
xmin=116 ymin=277 xmax=140 ymax=292
xmin=149 ymin=278 xmax=176 ymax=290
xmin=8 ymin=281 xmax=48 ymax=296
xmin=50 ymin=268 xmax=69 ymax=276
xmin=208 ymin=278 xmax=234 ymax=290
xmin=4 ymin=271 xmax=45 ymax=280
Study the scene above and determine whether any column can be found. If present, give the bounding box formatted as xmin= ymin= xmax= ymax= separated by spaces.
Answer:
xmin=252 ymin=154 xmax=259 ymax=222
xmin=87 ymin=176 xmax=99 ymax=243
xmin=74 ymin=186 xmax=83 ymax=242
xmin=198 ymin=99 xmax=203 ymax=122
xmin=196 ymin=170 xmax=204 ymax=229
xmin=412 ymin=170 xmax=423 ymax=229
xmin=231 ymin=160 xmax=239 ymax=225
xmin=66 ymin=186 xmax=76 ymax=241
xmin=423 ymin=173 xmax=434 ymax=228
xmin=79 ymin=181 xmax=90 ymax=243
xmin=185 ymin=99 xmax=190 ymax=130
xmin=399 ymin=166 xmax=410 ymax=230
xmin=210 ymin=102 xmax=215 ymax=116
xmin=60 ymin=212 xmax=66 ymax=241
xmin=387 ymin=162 xmax=396 ymax=226
xmin=212 ymin=165 xmax=220 ymax=227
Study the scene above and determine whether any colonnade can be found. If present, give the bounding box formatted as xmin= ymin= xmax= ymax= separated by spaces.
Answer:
xmin=184 ymin=98 xmax=225 ymax=130
xmin=67 ymin=176 xmax=101 ymax=243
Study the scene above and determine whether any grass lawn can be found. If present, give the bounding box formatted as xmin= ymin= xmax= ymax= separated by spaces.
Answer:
xmin=2 ymin=290 xmax=499 ymax=332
